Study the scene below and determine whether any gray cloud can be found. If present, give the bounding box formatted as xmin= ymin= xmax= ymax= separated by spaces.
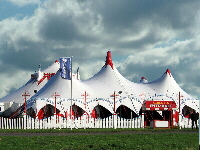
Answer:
xmin=0 ymin=0 xmax=200 ymax=98
xmin=39 ymin=13 xmax=79 ymax=41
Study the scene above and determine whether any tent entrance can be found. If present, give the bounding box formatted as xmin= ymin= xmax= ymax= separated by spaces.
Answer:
xmin=144 ymin=110 xmax=173 ymax=128
xmin=92 ymin=105 xmax=112 ymax=119
xmin=116 ymin=105 xmax=139 ymax=119
xmin=143 ymin=101 xmax=177 ymax=128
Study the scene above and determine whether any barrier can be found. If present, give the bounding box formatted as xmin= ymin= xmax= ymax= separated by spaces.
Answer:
xmin=0 ymin=115 xmax=144 ymax=129
xmin=0 ymin=115 xmax=195 ymax=129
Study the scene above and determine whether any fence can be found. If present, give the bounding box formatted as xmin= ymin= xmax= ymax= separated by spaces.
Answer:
xmin=0 ymin=115 xmax=144 ymax=129
xmin=180 ymin=116 xmax=197 ymax=129
xmin=0 ymin=115 xmax=196 ymax=129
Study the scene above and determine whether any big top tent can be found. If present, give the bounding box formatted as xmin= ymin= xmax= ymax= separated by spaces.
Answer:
xmin=23 ymin=51 xmax=199 ymax=125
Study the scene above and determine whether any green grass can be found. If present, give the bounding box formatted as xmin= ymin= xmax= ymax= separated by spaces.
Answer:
xmin=0 ymin=129 xmax=198 ymax=150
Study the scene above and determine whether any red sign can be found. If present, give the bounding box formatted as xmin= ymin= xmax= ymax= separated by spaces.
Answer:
xmin=145 ymin=101 xmax=176 ymax=111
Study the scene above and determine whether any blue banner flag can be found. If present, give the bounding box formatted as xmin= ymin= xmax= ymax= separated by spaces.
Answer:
xmin=59 ymin=57 xmax=71 ymax=79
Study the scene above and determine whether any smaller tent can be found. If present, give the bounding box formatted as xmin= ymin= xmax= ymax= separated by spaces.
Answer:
xmin=0 ymin=60 xmax=60 ymax=117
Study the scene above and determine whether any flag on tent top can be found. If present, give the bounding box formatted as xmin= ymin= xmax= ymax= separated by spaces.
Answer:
xmin=59 ymin=57 xmax=71 ymax=79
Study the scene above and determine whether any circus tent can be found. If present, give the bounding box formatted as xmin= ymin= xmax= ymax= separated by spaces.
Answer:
xmin=0 ymin=60 xmax=60 ymax=117
xmin=24 ymin=51 xmax=199 ymax=123
xmin=144 ymin=68 xmax=198 ymax=110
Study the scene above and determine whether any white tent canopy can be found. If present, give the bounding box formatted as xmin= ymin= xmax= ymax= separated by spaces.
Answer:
xmin=0 ymin=60 xmax=60 ymax=104
xmin=145 ymin=69 xmax=198 ymax=111
xmin=0 ymin=60 xmax=60 ymax=116
xmin=25 ymin=51 xmax=199 ymax=119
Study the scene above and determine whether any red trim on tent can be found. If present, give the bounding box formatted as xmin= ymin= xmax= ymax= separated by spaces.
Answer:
xmin=56 ymin=113 xmax=64 ymax=117
xmin=173 ymin=111 xmax=179 ymax=123
xmin=64 ymin=108 xmax=75 ymax=119
xmin=141 ymin=77 xmax=146 ymax=80
xmin=9 ymin=103 xmax=25 ymax=119
xmin=185 ymin=114 xmax=190 ymax=118
xmin=165 ymin=69 xmax=171 ymax=76
xmin=91 ymin=109 xmax=98 ymax=118
xmin=38 ymin=73 xmax=56 ymax=85
xmin=37 ymin=109 xmax=45 ymax=119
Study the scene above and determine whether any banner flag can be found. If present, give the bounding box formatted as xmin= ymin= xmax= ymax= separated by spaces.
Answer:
xmin=59 ymin=57 xmax=71 ymax=79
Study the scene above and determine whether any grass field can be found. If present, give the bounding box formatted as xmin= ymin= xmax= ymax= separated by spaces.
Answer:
xmin=0 ymin=128 xmax=198 ymax=150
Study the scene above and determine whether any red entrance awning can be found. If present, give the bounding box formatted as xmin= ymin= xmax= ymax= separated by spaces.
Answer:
xmin=144 ymin=101 xmax=177 ymax=111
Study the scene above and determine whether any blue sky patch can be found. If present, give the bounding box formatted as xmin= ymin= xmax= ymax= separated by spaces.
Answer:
xmin=0 ymin=1 xmax=37 ymax=20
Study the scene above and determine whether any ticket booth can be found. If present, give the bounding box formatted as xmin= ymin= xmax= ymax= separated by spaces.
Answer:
xmin=143 ymin=101 xmax=177 ymax=128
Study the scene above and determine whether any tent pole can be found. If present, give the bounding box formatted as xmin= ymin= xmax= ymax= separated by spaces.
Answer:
xmin=178 ymin=92 xmax=181 ymax=129
xmin=70 ymin=56 xmax=73 ymax=130
xmin=54 ymin=93 xmax=56 ymax=116
xmin=22 ymin=91 xmax=30 ymax=116
xmin=113 ymin=91 xmax=116 ymax=129
xmin=85 ymin=91 xmax=87 ymax=111
xmin=52 ymin=92 xmax=60 ymax=128
xmin=179 ymin=92 xmax=180 ymax=114
xmin=54 ymin=92 xmax=57 ymax=125
xmin=84 ymin=91 xmax=87 ymax=129
xmin=199 ymin=100 xmax=200 ymax=149
xmin=114 ymin=91 xmax=116 ymax=113
xmin=22 ymin=91 xmax=30 ymax=129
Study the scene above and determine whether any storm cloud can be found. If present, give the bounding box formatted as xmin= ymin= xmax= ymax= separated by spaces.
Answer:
xmin=0 ymin=0 xmax=200 ymax=98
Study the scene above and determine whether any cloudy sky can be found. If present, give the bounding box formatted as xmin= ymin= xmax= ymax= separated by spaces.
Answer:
xmin=0 ymin=0 xmax=200 ymax=99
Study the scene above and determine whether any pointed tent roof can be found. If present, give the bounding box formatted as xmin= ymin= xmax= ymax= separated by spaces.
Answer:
xmin=146 ymin=69 xmax=194 ymax=99
xmin=27 ymin=67 xmax=95 ymax=114
xmin=0 ymin=60 xmax=59 ymax=104
xmin=26 ymin=52 xmax=199 ymax=117
xmin=82 ymin=51 xmax=154 ymax=114
xmin=31 ymin=71 xmax=94 ymax=99
xmin=139 ymin=77 xmax=148 ymax=83
xmin=28 ymin=51 xmax=150 ymax=115
xmin=83 ymin=51 xmax=145 ymax=98
xmin=145 ymin=69 xmax=197 ymax=110
xmin=42 ymin=60 xmax=60 ymax=73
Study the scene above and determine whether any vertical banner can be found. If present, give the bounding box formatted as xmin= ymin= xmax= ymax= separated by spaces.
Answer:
xmin=59 ymin=57 xmax=71 ymax=79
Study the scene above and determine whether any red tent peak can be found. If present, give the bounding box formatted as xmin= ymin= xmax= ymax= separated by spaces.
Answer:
xmin=105 ymin=51 xmax=114 ymax=69
xmin=141 ymin=77 xmax=146 ymax=80
xmin=55 ymin=60 xmax=59 ymax=63
xmin=165 ymin=69 xmax=171 ymax=75
xmin=140 ymin=77 xmax=148 ymax=83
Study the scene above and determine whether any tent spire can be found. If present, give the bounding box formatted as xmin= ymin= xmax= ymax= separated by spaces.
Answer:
xmin=105 ymin=51 xmax=114 ymax=69
xmin=165 ymin=69 xmax=171 ymax=75
xmin=140 ymin=77 xmax=148 ymax=83
xmin=38 ymin=64 xmax=41 ymax=72
xmin=165 ymin=69 xmax=172 ymax=77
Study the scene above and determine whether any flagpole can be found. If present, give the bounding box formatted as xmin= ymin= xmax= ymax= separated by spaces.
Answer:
xmin=22 ymin=91 xmax=30 ymax=130
xmin=199 ymin=97 xmax=200 ymax=149
xmin=71 ymin=56 xmax=73 ymax=130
